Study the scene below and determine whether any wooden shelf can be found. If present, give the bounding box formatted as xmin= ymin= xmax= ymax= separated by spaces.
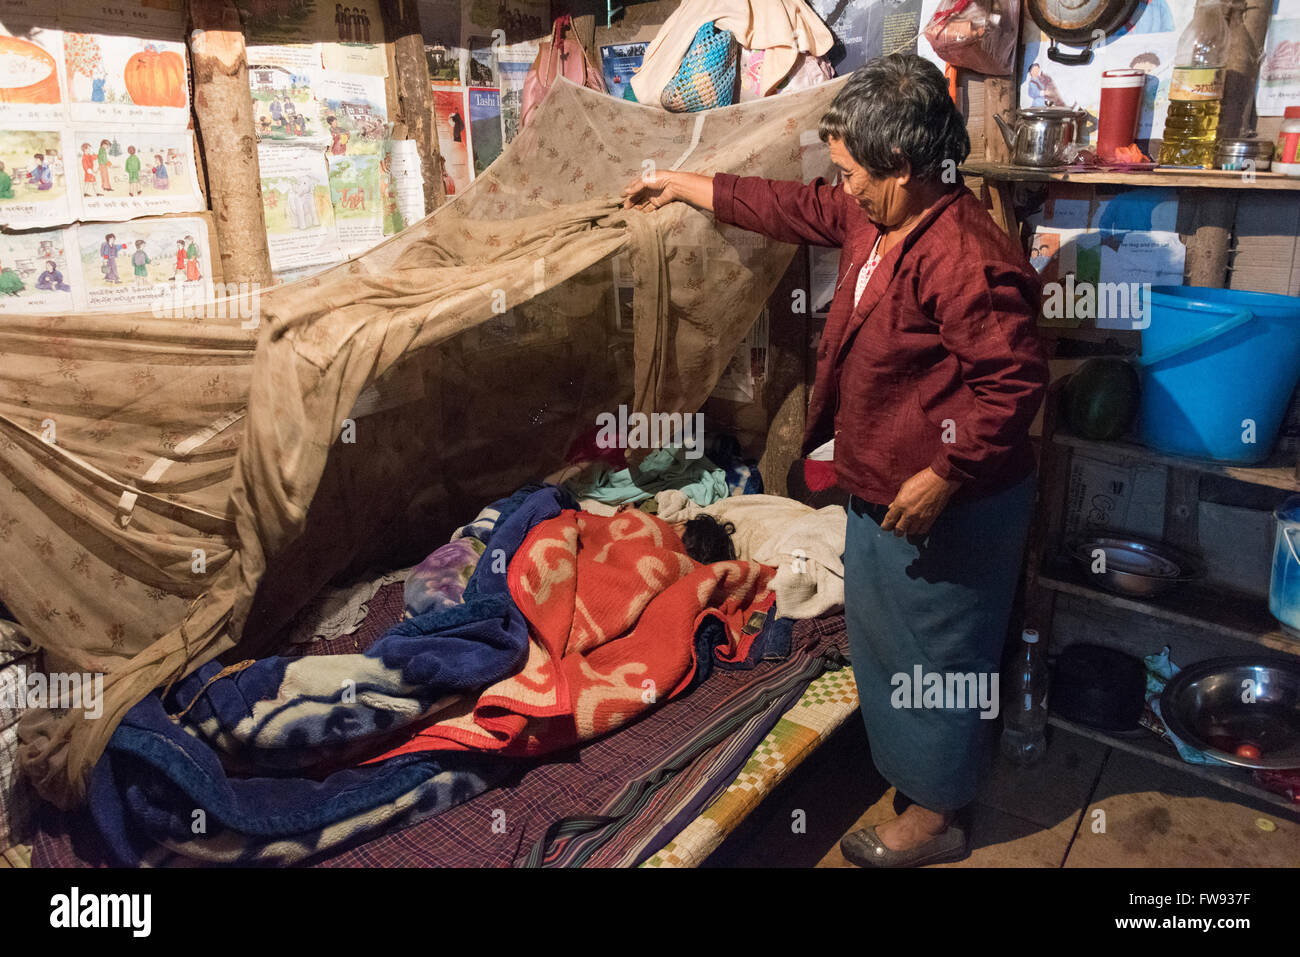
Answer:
xmin=1037 ymin=558 xmax=1300 ymax=657
xmin=1052 ymin=432 xmax=1300 ymax=493
xmin=963 ymin=161 xmax=1300 ymax=190
xmin=1049 ymin=714 xmax=1300 ymax=817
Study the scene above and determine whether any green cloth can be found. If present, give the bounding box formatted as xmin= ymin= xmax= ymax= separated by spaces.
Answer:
xmin=125 ymin=154 xmax=140 ymax=181
xmin=0 ymin=170 xmax=12 ymax=199
xmin=566 ymin=447 xmax=728 ymax=506
xmin=0 ymin=268 xmax=24 ymax=296
xmin=97 ymin=146 xmax=108 ymax=165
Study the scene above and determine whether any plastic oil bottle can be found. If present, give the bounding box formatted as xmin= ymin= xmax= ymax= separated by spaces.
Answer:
xmin=1157 ymin=0 xmax=1230 ymax=167
xmin=1000 ymin=628 xmax=1048 ymax=766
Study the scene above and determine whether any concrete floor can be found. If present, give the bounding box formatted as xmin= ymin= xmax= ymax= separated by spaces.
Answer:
xmin=704 ymin=718 xmax=1300 ymax=868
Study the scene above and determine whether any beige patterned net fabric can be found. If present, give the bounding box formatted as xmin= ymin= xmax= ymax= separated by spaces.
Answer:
xmin=3 ymin=76 xmax=846 ymax=806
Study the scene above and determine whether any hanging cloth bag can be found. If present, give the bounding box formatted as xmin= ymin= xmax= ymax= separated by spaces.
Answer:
xmin=521 ymin=14 xmax=607 ymax=128
xmin=660 ymin=22 xmax=740 ymax=113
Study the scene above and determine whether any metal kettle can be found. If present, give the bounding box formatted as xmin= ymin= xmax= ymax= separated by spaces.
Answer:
xmin=994 ymin=107 xmax=1088 ymax=167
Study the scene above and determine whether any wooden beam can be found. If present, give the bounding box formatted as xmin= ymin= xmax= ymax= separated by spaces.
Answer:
xmin=188 ymin=0 xmax=273 ymax=286
xmin=381 ymin=0 xmax=444 ymax=214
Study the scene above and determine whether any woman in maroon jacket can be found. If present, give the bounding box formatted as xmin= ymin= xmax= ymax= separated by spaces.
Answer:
xmin=625 ymin=54 xmax=1048 ymax=867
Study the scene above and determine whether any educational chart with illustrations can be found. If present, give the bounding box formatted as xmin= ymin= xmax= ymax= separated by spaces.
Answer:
xmin=0 ymin=0 xmax=205 ymax=283
xmin=248 ymin=45 xmax=330 ymax=147
xmin=64 ymin=34 xmax=190 ymax=127
xmin=76 ymin=216 xmax=214 ymax=313
xmin=0 ymin=129 xmax=73 ymax=227
xmin=0 ymin=21 xmax=65 ymax=125
xmin=327 ymin=151 xmax=381 ymax=256
xmin=241 ymin=0 xmax=395 ymax=279
xmin=0 ymin=228 xmax=78 ymax=314
xmin=258 ymin=142 xmax=342 ymax=272
xmin=317 ymin=72 xmax=387 ymax=155
xmin=74 ymin=130 xmax=202 ymax=221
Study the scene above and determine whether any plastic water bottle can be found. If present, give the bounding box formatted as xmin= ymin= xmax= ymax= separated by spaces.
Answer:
xmin=1000 ymin=628 xmax=1048 ymax=766
xmin=1156 ymin=0 xmax=1229 ymax=168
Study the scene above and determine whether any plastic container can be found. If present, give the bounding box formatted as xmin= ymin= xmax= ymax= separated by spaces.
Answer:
xmin=1001 ymin=629 xmax=1048 ymax=766
xmin=1270 ymin=497 xmax=1300 ymax=639
xmin=1135 ymin=286 xmax=1300 ymax=463
xmin=1277 ymin=106 xmax=1300 ymax=177
xmin=1157 ymin=0 xmax=1229 ymax=168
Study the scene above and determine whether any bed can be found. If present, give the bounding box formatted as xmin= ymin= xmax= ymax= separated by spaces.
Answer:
xmin=21 ymin=473 xmax=860 ymax=868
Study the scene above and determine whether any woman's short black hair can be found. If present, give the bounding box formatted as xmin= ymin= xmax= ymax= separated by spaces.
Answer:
xmin=819 ymin=53 xmax=970 ymax=183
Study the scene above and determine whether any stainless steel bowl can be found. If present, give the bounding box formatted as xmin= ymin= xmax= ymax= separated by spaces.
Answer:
xmin=1161 ymin=657 xmax=1300 ymax=769
xmin=1071 ymin=536 xmax=1201 ymax=598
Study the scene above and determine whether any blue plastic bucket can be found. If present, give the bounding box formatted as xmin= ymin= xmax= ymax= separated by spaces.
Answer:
xmin=1135 ymin=286 xmax=1300 ymax=463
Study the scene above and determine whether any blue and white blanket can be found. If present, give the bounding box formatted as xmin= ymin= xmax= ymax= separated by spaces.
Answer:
xmin=88 ymin=485 xmax=574 ymax=865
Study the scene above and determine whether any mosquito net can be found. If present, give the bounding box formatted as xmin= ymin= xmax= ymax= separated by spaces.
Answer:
xmin=4 ymin=75 xmax=846 ymax=805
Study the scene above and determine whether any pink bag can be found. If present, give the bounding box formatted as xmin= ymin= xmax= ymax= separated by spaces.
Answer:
xmin=521 ymin=14 xmax=606 ymax=128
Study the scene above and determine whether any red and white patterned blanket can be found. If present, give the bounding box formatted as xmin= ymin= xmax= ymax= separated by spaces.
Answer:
xmin=374 ymin=509 xmax=775 ymax=759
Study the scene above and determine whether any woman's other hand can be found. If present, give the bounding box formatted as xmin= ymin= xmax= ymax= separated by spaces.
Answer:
xmin=881 ymin=467 xmax=961 ymax=538
xmin=622 ymin=170 xmax=714 ymax=212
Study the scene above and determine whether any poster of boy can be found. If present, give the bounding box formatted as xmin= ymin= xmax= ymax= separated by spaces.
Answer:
xmin=0 ymin=131 xmax=71 ymax=229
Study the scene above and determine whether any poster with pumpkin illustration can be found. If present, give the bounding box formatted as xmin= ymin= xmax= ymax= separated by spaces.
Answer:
xmin=0 ymin=22 xmax=65 ymax=125
xmin=65 ymin=33 xmax=189 ymax=126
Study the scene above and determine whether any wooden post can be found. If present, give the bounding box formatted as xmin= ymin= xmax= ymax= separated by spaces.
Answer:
xmin=758 ymin=250 xmax=809 ymax=498
xmin=983 ymin=75 xmax=1016 ymax=165
xmin=1184 ymin=190 xmax=1238 ymax=288
xmin=381 ymin=0 xmax=444 ymax=213
xmin=188 ymin=0 xmax=273 ymax=286
xmin=1220 ymin=0 xmax=1273 ymax=140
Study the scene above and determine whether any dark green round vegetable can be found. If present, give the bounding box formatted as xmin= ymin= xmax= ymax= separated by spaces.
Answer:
xmin=1061 ymin=358 xmax=1141 ymax=441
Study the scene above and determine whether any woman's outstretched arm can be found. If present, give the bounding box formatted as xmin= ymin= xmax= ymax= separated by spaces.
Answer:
xmin=623 ymin=169 xmax=848 ymax=248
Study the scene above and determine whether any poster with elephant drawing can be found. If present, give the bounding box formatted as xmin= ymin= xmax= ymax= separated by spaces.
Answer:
xmin=0 ymin=227 xmax=80 ymax=314
xmin=76 ymin=215 xmax=213 ymax=312
xmin=74 ymin=129 xmax=201 ymax=220
xmin=258 ymin=143 xmax=343 ymax=273
xmin=0 ymin=128 xmax=75 ymax=227
xmin=0 ymin=21 xmax=65 ymax=125
xmin=64 ymin=33 xmax=189 ymax=126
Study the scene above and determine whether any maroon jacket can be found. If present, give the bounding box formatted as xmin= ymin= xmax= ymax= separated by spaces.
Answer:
xmin=712 ymin=172 xmax=1048 ymax=507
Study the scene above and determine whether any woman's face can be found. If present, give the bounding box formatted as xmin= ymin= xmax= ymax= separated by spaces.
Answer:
xmin=828 ymin=136 xmax=911 ymax=228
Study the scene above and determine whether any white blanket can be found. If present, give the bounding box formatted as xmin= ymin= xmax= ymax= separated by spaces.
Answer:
xmin=657 ymin=490 xmax=846 ymax=619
